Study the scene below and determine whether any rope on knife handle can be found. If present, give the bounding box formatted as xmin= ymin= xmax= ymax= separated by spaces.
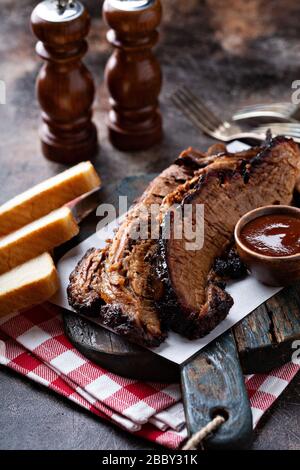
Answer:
xmin=182 ymin=415 xmax=225 ymax=450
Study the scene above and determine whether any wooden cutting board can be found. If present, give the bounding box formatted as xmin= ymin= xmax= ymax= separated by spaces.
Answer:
xmin=58 ymin=175 xmax=300 ymax=450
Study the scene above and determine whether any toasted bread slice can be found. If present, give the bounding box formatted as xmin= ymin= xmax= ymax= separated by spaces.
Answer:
xmin=0 ymin=207 xmax=78 ymax=274
xmin=0 ymin=161 xmax=100 ymax=236
xmin=0 ymin=253 xmax=59 ymax=317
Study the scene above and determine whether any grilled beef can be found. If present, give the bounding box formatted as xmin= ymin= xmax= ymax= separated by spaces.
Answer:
xmin=68 ymin=147 xmax=219 ymax=347
xmin=68 ymin=136 xmax=300 ymax=346
xmin=68 ymin=247 xmax=105 ymax=316
xmin=156 ymin=136 xmax=300 ymax=339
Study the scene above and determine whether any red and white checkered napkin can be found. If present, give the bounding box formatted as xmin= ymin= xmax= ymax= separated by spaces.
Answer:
xmin=0 ymin=306 xmax=299 ymax=449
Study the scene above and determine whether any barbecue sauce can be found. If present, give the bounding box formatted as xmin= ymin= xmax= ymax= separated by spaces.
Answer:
xmin=241 ymin=214 xmax=300 ymax=257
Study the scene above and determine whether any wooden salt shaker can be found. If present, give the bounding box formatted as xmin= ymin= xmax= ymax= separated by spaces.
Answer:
xmin=31 ymin=0 xmax=98 ymax=164
xmin=103 ymin=0 xmax=163 ymax=151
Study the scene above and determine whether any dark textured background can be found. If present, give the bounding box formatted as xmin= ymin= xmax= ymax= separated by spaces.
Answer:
xmin=0 ymin=0 xmax=300 ymax=450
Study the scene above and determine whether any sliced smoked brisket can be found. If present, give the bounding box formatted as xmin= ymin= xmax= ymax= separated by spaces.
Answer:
xmin=68 ymin=137 xmax=300 ymax=346
xmin=156 ymin=136 xmax=300 ymax=339
xmin=68 ymin=147 xmax=218 ymax=347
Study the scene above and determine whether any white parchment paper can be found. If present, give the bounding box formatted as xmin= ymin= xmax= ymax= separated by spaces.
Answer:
xmin=51 ymin=142 xmax=282 ymax=365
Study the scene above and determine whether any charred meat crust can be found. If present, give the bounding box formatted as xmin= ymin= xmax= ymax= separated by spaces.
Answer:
xmin=99 ymin=304 xmax=167 ymax=348
xmin=166 ymin=281 xmax=233 ymax=340
xmin=68 ymin=249 xmax=166 ymax=347
xmin=156 ymin=222 xmax=234 ymax=339
xmin=72 ymin=147 xmax=223 ymax=347
xmin=155 ymin=237 xmax=242 ymax=339
xmin=68 ymin=136 xmax=300 ymax=346
xmin=67 ymin=148 xmax=212 ymax=347
xmin=213 ymin=246 xmax=247 ymax=280
xmin=156 ymin=136 xmax=300 ymax=339
xmin=67 ymin=248 xmax=105 ymax=317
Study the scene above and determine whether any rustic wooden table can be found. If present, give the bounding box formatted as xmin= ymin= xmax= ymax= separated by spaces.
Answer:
xmin=0 ymin=0 xmax=299 ymax=450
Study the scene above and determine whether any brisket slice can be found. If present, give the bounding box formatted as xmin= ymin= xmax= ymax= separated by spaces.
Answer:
xmin=156 ymin=136 xmax=300 ymax=339
xmin=68 ymin=146 xmax=222 ymax=347
xmin=68 ymin=247 xmax=105 ymax=316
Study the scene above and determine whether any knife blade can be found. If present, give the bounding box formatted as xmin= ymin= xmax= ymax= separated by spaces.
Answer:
xmin=65 ymin=186 xmax=102 ymax=223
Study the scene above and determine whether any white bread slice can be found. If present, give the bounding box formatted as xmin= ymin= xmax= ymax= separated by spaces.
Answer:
xmin=0 ymin=253 xmax=59 ymax=317
xmin=0 ymin=207 xmax=79 ymax=274
xmin=0 ymin=161 xmax=100 ymax=236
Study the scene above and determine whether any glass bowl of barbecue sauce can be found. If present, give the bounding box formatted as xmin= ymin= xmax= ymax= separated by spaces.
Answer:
xmin=234 ymin=206 xmax=300 ymax=287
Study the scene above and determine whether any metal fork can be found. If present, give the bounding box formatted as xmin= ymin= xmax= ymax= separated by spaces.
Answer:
xmin=172 ymin=87 xmax=300 ymax=144
xmin=233 ymin=102 xmax=300 ymax=122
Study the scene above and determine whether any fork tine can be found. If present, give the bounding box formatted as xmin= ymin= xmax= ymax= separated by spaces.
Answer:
xmin=172 ymin=91 xmax=216 ymax=131
xmin=262 ymin=129 xmax=300 ymax=136
xmin=254 ymin=124 xmax=300 ymax=138
xmin=178 ymin=87 xmax=222 ymax=127
xmin=236 ymin=102 xmax=296 ymax=113
xmin=256 ymin=123 xmax=300 ymax=130
xmin=172 ymin=93 xmax=216 ymax=136
xmin=177 ymin=87 xmax=224 ymax=129
xmin=257 ymin=130 xmax=300 ymax=138
xmin=233 ymin=104 xmax=297 ymax=121
xmin=173 ymin=90 xmax=220 ymax=136
xmin=254 ymin=123 xmax=300 ymax=132
xmin=233 ymin=112 xmax=296 ymax=122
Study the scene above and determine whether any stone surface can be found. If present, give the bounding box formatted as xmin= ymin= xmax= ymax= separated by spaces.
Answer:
xmin=0 ymin=0 xmax=300 ymax=450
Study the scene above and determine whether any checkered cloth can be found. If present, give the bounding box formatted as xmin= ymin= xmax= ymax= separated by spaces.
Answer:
xmin=0 ymin=306 xmax=299 ymax=449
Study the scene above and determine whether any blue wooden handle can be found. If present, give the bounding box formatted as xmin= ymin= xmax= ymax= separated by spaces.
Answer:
xmin=181 ymin=330 xmax=253 ymax=449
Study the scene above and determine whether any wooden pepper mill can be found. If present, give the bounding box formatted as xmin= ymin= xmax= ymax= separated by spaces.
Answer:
xmin=103 ymin=0 xmax=163 ymax=151
xmin=31 ymin=0 xmax=98 ymax=164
